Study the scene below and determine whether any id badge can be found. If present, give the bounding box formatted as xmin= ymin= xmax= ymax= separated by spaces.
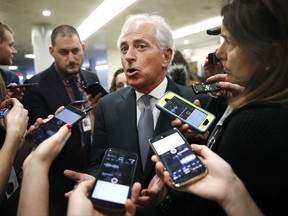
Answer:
xmin=6 ymin=167 xmax=19 ymax=199
xmin=82 ymin=116 xmax=91 ymax=132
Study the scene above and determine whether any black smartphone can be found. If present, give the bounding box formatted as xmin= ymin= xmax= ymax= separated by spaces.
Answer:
xmin=6 ymin=83 xmax=39 ymax=89
xmin=192 ymin=82 xmax=221 ymax=94
xmin=149 ymin=128 xmax=208 ymax=187
xmin=156 ymin=91 xmax=216 ymax=134
xmin=90 ymin=148 xmax=138 ymax=213
xmin=84 ymin=82 xmax=108 ymax=97
xmin=208 ymin=52 xmax=220 ymax=65
xmin=25 ymin=105 xmax=87 ymax=146
xmin=206 ymin=27 xmax=221 ymax=36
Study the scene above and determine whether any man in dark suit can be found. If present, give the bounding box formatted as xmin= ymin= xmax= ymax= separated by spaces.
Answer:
xmin=22 ymin=25 xmax=100 ymax=216
xmin=87 ymin=14 xmax=210 ymax=215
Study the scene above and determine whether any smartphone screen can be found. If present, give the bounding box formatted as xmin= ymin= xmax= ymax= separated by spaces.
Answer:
xmin=25 ymin=105 xmax=86 ymax=146
xmin=192 ymin=82 xmax=220 ymax=94
xmin=149 ymin=128 xmax=207 ymax=187
xmin=156 ymin=91 xmax=215 ymax=134
xmin=90 ymin=148 xmax=138 ymax=213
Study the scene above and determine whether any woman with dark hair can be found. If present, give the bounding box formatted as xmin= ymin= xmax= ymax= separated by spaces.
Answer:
xmin=109 ymin=68 xmax=128 ymax=93
xmin=158 ymin=0 xmax=288 ymax=215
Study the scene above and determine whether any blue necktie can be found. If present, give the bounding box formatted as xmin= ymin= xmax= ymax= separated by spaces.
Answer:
xmin=138 ymin=95 xmax=154 ymax=171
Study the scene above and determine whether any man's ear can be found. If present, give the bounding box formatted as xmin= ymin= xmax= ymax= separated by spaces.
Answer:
xmin=49 ymin=46 xmax=54 ymax=56
xmin=81 ymin=43 xmax=85 ymax=52
xmin=162 ymin=48 xmax=173 ymax=66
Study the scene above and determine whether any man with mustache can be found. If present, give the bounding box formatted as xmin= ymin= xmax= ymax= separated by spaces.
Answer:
xmin=22 ymin=25 xmax=100 ymax=216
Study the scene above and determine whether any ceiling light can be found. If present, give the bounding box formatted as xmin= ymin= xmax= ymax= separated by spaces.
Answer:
xmin=24 ymin=54 xmax=36 ymax=59
xmin=42 ymin=10 xmax=51 ymax=17
xmin=8 ymin=65 xmax=18 ymax=70
xmin=173 ymin=16 xmax=222 ymax=40
xmin=183 ymin=40 xmax=190 ymax=45
xmin=77 ymin=0 xmax=137 ymax=41
xmin=95 ymin=64 xmax=109 ymax=71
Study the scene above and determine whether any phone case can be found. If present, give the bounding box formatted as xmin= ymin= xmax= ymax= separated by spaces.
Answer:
xmin=149 ymin=128 xmax=208 ymax=187
xmin=156 ymin=91 xmax=215 ymax=134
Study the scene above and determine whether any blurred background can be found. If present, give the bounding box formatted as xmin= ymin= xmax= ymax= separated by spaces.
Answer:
xmin=0 ymin=0 xmax=222 ymax=89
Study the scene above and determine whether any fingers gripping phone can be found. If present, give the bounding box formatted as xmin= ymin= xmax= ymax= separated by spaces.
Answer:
xmin=90 ymin=148 xmax=138 ymax=213
xmin=25 ymin=105 xmax=87 ymax=147
xmin=6 ymin=83 xmax=39 ymax=89
xmin=149 ymin=128 xmax=208 ymax=187
xmin=156 ymin=91 xmax=216 ymax=134
xmin=192 ymin=82 xmax=221 ymax=94
xmin=84 ymin=82 xmax=108 ymax=97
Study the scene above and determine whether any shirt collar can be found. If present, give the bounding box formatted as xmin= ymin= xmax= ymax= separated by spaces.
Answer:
xmin=135 ymin=77 xmax=168 ymax=101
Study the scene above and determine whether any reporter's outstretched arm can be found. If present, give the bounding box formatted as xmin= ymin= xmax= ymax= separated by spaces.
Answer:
xmin=0 ymin=98 xmax=28 ymax=202
xmin=17 ymin=124 xmax=72 ymax=216
xmin=153 ymin=144 xmax=264 ymax=216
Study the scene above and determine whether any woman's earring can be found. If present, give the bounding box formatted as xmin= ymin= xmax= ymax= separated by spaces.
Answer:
xmin=265 ymin=65 xmax=271 ymax=72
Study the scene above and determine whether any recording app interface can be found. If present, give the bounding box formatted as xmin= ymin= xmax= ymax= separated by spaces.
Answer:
xmin=91 ymin=150 xmax=137 ymax=205
xmin=152 ymin=132 xmax=205 ymax=182
xmin=29 ymin=109 xmax=82 ymax=145
xmin=164 ymin=96 xmax=207 ymax=127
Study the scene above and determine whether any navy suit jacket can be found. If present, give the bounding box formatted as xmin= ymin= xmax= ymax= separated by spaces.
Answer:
xmin=0 ymin=68 xmax=20 ymax=85
xmin=22 ymin=63 xmax=99 ymax=215
xmin=89 ymin=78 xmax=210 ymax=188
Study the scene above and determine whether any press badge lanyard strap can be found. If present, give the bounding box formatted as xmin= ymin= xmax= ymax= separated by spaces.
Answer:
xmin=207 ymin=106 xmax=233 ymax=149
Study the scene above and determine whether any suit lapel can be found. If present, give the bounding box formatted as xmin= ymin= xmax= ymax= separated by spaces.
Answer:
xmin=41 ymin=65 xmax=72 ymax=106
xmin=117 ymin=89 xmax=139 ymax=152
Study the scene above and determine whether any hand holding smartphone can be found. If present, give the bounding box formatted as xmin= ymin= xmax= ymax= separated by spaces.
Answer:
xmin=25 ymin=104 xmax=87 ymax=147
xmin=6 ymin=83 xmax=39 ymax=89
xmin=149 ymin=128 xmax=208 ymax=187
xmin=156 ymin=91 xmax=215 ymax=134
xmin=90 ymin=148 xmax=138 ymax=213
xmin=192 ymin=82 xmax=221 ymax=94
xmin=84 ymin=82 xmax=108 ymax=97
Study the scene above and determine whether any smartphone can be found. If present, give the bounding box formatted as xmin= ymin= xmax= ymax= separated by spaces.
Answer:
xmin=206 ymin=27 xmax=221 ymax=36
xmin=90 ymin=148 xmax=138 ymax=213
xmin=6 ymin=83 xmax=39 ymax=89
xmin=192 ymin=82 xmax=221 ymax=94
xmin=156 ymin=91 xmax=215 ymax=134
xmin=208 ymin=52 xmax=220 ymax=65
xmin=25 ymin=105 xmax=87 ymax=146
xmin=84 ymin=82 xmax=108 ymax=97
xmin=149 ymin=128 xmax=208 ymax=187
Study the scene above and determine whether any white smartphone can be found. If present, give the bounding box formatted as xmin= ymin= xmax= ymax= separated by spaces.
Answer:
xmin=90 ymin=148 xmax=138 ymax=213
xmin=149 ymin=128 xmax=208 ymax=187
xmin=25 ymin=104 xmax=87 ymax=146
xmin=156 ymin=91 xmax=216 ymax=134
